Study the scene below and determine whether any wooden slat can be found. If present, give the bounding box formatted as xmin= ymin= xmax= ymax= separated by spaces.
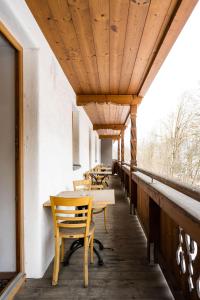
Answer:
xmin=47 ymin=0 xmax=91 ymax=92
xmin=128 ymin=0 xmax=173 ymax=94
xmin=26 ymin=0 xmax=197 ymax=98
xmin=55 ymin=209 xmax=88 ymax=215
xmin=137 ymin=0 xmax=178 ymax=87
xmin=109 ymin=0 xmax=129 ymax=93
xmin=89 ymin=0 xmax=109 ymax=93
xmin=139 ymin=0 xmax=198 ymax=96
xmin=95 ymin=103 xmax=104 ymax=123
xmin=84 ymin=103 xmax=130 ymax=125
xmin=56 ymin=216 xmax=87 ymax=221
xmin=26 ymin=0 xmax=83 ymax=93
xmin=119 ymin=1 xmax=149 ymax=93
xmin=68 ymin=0 xmax=101 ymax=93
xmin=77 ymin=94 xmax=142 ymax=105
xmin=103 ymin=102 xmax=110 ymax=124
xmin=51 ymin=196 xmax=91 ymax=207
xmin=58 ymin=223 xmax=86 ymax=228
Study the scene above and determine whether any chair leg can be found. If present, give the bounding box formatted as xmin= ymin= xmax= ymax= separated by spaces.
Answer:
xmin=90 ymin=234 xmax=94 ymax=264
xmin=84 ymin=237 xmax=89 ymax=287
xmin=52 ymin=237 xmax=60 ymax=286
xmin=61 ymin=238 xmax=65 ymax=262
xmin=104 ymin=207 xmax=108 ymax=233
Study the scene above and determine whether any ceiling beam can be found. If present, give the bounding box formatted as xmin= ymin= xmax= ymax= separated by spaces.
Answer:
xmin=99 ymin=135 xmax=120 ymax=140
xmin=77 ymin=95 xmax=142 ymax=106
xmin=94 ymin=124 xmax=126 ymax=130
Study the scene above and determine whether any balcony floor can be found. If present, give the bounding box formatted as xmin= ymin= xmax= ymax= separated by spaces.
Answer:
xmin=16 ymin=176 xmax=174 ymax=300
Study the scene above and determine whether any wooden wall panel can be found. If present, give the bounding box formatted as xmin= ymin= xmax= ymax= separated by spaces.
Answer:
xmin=137 ymin=186 xmax=149 ymax=236
xmin=160 ymin=210 xmax=200 ymax=300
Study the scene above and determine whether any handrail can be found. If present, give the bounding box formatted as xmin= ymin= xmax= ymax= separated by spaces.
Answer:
xmin=114 ymin=161 xmax=200 ymax=299
xmin=134 ymin=166 xmax=200 ymax=202
xmin=117 ymin=161 xmax=200 ymax=202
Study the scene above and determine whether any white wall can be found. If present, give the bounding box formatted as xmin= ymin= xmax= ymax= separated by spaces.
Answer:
xmin=0 ymin=34 xmax=16 ymax=272
xmin=0 ymin=0 xmax=100 ymax=278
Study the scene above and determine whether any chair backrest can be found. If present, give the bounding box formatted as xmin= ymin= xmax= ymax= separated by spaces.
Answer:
xmin=93 ymin=166 xmax=100 ymax=172
xmin=73 ymin=179 xmax=91 ymax=191
xmin=83 ymin=172 xmax=91 ymax=180
xmin=50 ymin=196 xmax=92 ymax=237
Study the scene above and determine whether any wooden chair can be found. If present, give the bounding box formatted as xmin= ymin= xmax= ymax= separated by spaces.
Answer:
xmin=73 ymin=179 xmax=91 ymax=191
xmin=50 ymin=196 xmax=94 ymax=287
xmin=73 ymin=179 xmax=108 ymax=233
xmin=93 ymin=166 xmax=109 ymax=187
xmin=83 ymin=174 xmax=104 ymax=190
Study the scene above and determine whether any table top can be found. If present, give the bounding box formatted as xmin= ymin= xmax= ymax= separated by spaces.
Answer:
xmin=43 ymin=189 xmax=115 ymax=208
xmin=100 ymin=167 xmax=112 ymax=171
xmin=89 ymin=171 xmax=112 ymax=175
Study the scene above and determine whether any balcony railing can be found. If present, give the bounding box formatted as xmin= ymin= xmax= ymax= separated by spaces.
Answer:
xmin=113 ymin=160 xmax=200 ymax=300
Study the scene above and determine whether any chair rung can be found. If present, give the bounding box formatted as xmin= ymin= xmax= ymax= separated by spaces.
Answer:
xmin=55 ymin=209 xmax=88 ymax=215
xmin=56 ymin=216 xmax=87 ymax=221
xmin=58 ymin=223 xmax=86 ymax=228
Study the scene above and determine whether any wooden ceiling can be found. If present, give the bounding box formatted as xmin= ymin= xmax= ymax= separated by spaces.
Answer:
xmin=84 ymin=102 xmax=130 ymax=124
xmin=26 ymin=0 xmax=197 ymax=138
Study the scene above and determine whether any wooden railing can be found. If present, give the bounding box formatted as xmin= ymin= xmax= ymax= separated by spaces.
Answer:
xmin=113 ymin=160 xmax=200 ymax=300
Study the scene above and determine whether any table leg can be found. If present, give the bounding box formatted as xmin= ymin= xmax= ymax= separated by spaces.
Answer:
xmin=63 ymin=238 xmax=104 ymax=266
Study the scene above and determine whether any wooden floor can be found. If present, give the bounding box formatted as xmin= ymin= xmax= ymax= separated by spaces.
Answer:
xmin=15 ymin=176 xmax=174 ymax=300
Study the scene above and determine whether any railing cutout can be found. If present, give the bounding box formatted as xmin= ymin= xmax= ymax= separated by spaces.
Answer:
xmin=176 ymin=227 xmax=199 ymax=297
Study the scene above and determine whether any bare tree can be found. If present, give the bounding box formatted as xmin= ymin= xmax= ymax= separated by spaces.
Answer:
xmin=137 ymin=85 xmax=200 ymax=187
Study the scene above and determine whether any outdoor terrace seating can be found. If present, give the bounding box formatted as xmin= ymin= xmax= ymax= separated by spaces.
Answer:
xmin=15 ymin=175 xmax=174 ymax=300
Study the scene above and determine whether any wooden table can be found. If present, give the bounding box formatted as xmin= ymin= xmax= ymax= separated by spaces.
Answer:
xmin=43 ymin=189 xmax=115 ymax=266
xmin=43 ymin=189 xmax=115 ymax=208
xmin=89 ymin=171 xmax=112 ymax=185
xmin=100 ymin=167 xmax=112 ymax=172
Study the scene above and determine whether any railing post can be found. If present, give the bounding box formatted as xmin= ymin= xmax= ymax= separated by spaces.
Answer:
xmin=148 ymin=197 xmax=160 ymax=264
xmin=130 ymin=104 xmax=137 ymax=214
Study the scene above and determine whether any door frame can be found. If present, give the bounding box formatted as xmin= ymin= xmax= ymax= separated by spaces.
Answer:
xmin=0 ymin=21 xmax=25 ymax=298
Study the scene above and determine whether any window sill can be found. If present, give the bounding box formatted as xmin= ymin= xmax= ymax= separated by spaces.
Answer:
xmin=73 ymin=164 xmax=81 ymax=171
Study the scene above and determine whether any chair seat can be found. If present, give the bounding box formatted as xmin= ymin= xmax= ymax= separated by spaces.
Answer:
xmin=59 ymin=221 xmax=95 ymax=238
xmin=92 ymin=206 xmax=106 ymax=214
xmin=91 ymin=184 xmax=104 ymax=189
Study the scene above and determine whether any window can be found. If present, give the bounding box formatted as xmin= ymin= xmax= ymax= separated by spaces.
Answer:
xmin=72 ymin=107 xmax=80 ymax=170
xmin=95 ymin=136 xmax=98 ymax=163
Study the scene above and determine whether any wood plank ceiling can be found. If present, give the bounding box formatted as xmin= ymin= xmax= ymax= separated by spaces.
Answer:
xmin=26 ymin=0 xmax=197 ymax=138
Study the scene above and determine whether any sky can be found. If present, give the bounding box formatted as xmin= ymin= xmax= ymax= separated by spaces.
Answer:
xmin=136 ymin=1 xmax=200 ymax=142
xmin=113 ymin=2 xmax=200 ymax=156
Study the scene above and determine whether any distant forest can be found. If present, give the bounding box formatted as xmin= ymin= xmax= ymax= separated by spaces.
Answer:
xmin=122 ymin=85 xmax=200 ymax=187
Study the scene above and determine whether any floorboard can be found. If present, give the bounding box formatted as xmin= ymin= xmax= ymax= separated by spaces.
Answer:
xmin=15 ymin=176 xmax=174 ymax=300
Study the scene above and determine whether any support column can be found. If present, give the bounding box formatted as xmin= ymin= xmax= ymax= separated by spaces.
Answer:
xmin=130 ymin=104 xmax=137 ymax=214
xmin=121 ymin=129 xmax=124 ymax=164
